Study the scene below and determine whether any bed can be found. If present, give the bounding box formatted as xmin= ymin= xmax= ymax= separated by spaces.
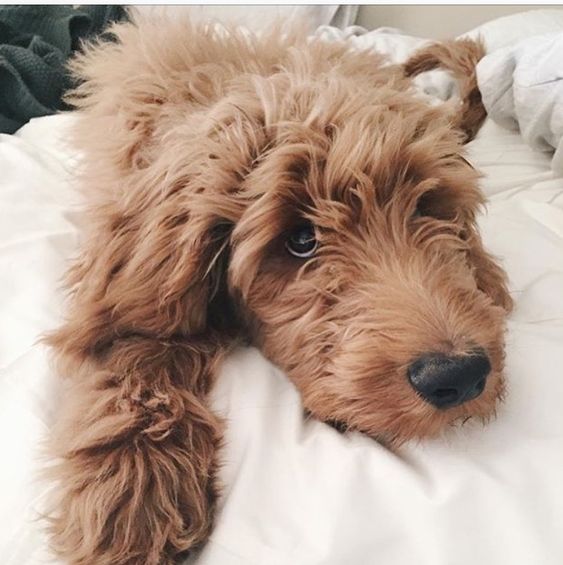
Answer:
xmin=1 ymin=10 xmax=563 ymax=565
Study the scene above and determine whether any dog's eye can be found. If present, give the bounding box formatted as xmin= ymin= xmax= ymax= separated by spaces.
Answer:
xmin=285 ymin=223 xmax=318 ymax=258
xmin=413 ymin=194 xmax=434 ymax=219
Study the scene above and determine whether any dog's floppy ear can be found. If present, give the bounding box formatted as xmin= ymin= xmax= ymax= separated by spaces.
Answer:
xmin=464 ymin=224 xmax=513 ymax=313
xmin=452 ymin=156 xmax=513 ymax=314
xmin=50 ymin=180 xmax=234 ymax=359
xmin=403 ymin=38 xmax=487 ymax=142
xmin=50 ymin=19 xmax=253 ymax=358
xmin=441 ymin=155 xmax=513 ymax=314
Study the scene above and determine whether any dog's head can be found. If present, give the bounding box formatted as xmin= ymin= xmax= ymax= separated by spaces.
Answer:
xmin=67 ymin=19 xmax=512 ymax=445
xmin=225 ymin=81 xmax=511 ymax=444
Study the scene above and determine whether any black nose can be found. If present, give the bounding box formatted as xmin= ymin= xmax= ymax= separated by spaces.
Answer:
xmin=407 ymin=351 xmax=491 ymax=409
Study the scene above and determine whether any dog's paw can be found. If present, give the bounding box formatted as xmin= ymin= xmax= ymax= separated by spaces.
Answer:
xmin=47 ymin=337 xmax=225 ymax=564
xmin=49 ymin=433 xmax=218 ymax=565
xmin=47 ymin=373 xmax=222 ymax=565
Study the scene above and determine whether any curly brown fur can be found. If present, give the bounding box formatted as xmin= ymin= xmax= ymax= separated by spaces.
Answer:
xmin=404 ymin=37 xmax=487 ymax=142
xmin=46 ymin=15 xmax=511 ymax=565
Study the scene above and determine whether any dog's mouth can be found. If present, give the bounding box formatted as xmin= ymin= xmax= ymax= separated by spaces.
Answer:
xmin=320 ymin=365 xmax=505 ymax=446
xmin=411 ymin=366 xmax=505 ymax=442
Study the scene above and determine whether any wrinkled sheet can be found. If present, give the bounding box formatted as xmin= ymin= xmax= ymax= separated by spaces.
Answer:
xmin=2 ymin=18 xmax=563 ymax=565
xmin=477 ymin=32 xmax=563 ymax=175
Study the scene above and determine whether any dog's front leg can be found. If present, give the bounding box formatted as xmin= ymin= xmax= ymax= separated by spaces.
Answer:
xmin=48 ymin=336 xmax=224 ymax=565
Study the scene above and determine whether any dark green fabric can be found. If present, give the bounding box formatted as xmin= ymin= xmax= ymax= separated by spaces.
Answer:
xmin=0 ymin=5 xmax=127 ymax=134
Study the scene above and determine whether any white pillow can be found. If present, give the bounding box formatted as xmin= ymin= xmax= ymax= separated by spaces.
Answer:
xmin=463 ymin=8 xmax=563 ymax=51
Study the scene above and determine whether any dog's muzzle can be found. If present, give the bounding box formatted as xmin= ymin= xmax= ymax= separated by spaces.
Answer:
xmin=407 ymin=350 xmax=491 ymax=409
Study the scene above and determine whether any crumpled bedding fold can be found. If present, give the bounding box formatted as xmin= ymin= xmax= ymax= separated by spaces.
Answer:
xmin=477 ymin=32 xmax=563 ymax=174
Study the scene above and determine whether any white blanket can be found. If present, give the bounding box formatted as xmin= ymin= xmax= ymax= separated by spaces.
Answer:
xmin=477 ymin=33 xmax=563 ymax=175
xmin=2 ymin=14 xmax=563 ymax=565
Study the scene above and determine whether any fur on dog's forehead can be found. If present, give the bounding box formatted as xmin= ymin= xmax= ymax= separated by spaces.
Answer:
xmin=207 ymin=73 xmax=480 ymax=211
xmin=121 ymin=36 xmax=480 ymax=243
xmin=244 ymin=113 xmax=480 ymax=213
xmin=226 ymin=91 xmax=483 ymax=294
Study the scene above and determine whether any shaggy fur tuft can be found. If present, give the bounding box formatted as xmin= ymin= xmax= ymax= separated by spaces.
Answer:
xmin=46 ymin=15 xmax=511 ymax=565
xmin=404 ymin=37 xmax=487 ymax=142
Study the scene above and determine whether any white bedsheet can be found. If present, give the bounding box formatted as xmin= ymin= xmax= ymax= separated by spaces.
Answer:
xmin=2 ymin=18 xmax=563 ymax=565
xmin=477 ymin=33 xmax=563 ymax=175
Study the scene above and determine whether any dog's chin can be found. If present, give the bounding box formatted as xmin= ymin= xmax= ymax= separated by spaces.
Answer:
xmin=323 ymin=371 xmax=505 ymax=447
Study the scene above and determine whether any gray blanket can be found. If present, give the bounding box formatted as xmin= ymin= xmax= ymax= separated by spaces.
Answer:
xmin=0 ymin=5 xmax=126 ymax=134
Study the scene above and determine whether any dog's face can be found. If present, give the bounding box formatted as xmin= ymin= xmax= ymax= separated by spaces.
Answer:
xmin=217 ymin=83 xmax=510 ymax=444
xmin=67 ymin=31 xmax=511 ymax=446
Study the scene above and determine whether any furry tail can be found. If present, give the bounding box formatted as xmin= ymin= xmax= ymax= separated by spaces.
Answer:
xmin=403 ymin=37 xmax=486 ymax=143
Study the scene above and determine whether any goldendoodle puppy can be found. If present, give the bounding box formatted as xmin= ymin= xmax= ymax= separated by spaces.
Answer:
xmin=46 ymin=15 xmax=512 ymax=565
